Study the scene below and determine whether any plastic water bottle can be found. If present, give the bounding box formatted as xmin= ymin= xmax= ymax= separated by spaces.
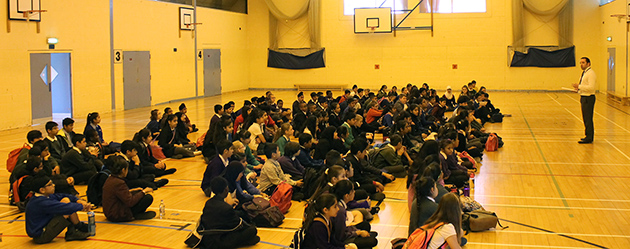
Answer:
xmin=463 ymin=187 xmax=470 ymax=197
xmin=159 ymin=200 xmax=165 ymax=219
xmin=87 ymin=211 xmax=96 ymax=236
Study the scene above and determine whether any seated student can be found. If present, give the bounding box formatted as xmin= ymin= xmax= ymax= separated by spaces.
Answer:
xmin=422 ymin=164 xmax=449 ymax=203
xmin=159 ymin=107 xmax=174 ymax=129
xmin=224 ymin=102 xmax=236 ymax=122
xmin=443 ymin=86 xmax=456 ymax=111
xmin=61 ymin=134 xmax=100 ymax=184
xmin=201 ymin=140 xmax=233 ymax=197
xmin=258 ymin=143 xmax=304 ymax=196
xmin=292 ymin=102 xmax=309 ymax=135
xmin=25 ymin=175 xmax=92 ymax=244
xmin=222 ymin=161 xmax=264 ymax=205
xmin=15 ymin=156 xmax=44 ymax=203
xmin=44 ymin=121 xmax=66 ymax=162
xmin=328 ymin=102 xmax=342 ymax=127
xmin=158 ymin=114 xmax=196 ymax=159
xmin=133 ymin=129 xmax=176 ymax=177
xmin=331 ymin=180 xmax=378 ymax=249
xmin=178 ymin=103 xmax=198 ymax=133
xmin=430 ymin=97 xmax=448 ymax=125
xmin=200 ymin=177 xmax=260 ymax=249
xmin=119 ymin=140 xmax=167 ymax=190
xmin=314 ymin=127 xmax=347 ymax=160
xmin=309 ymin=165 xmax=347 ymax=201
xmin=83 ymin=112 xmax=115 ymax=147
xmin=102 ymin=155 xmax=156 ymax=222
xmin=246 ymin=109 xmax=268 ymax=153
xmin=59 ymin=118 xmax=76 ymax=151
xmin=296 ymin=133 xmax=324 ymax=169
xmin=418 ymin=193 xmax=467 ymax=249
xmin=302 ymin=193 xmax=357 ymax=249
xmin=29 ymin=142 xmax=78 ymax=196
xmin=438 ymin=139 xmax=470 ymax=189
xmin=347 ymin=139 xmax=395 ymax=194
xmin=371 ymin=134 xmax=407 ymax=178
xmin=277 ymin=142 xmax=305 ymax=180
xmin=146 ymin=109 xmax=161 ymax=137
xmin=14 ymin=130 xmax=43 ymax=172
xmin=408 ymin=177 xmax=439 ymax=236
xmin=273 ymin=123 xmax=293 ymax=156
xmin=203 ymin=117 xmax=234 ymax=161
xmin=276 ymin=99 xmax=292 ymax=123
xmin=210 ymin=104 xmax=224 ymax=129
xmin=85 ymin=129 xmax=115 ymax=160
xmin=237 ymin=130 xmax=263 ymax=173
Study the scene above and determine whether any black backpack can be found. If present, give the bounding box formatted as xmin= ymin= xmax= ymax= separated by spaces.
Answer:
xmin=86 ymin=169 xmax=111 ymax=207
xmin=301 ymin=167 xmax=320 ymax=199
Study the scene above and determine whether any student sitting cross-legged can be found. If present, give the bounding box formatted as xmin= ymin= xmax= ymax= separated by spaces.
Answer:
xmin=25 ymin=175 xmax=92 ymax=244
xmin=102 ymin=155 xmax=156 ymax=222
xmin=258 ymin=143 xmax=304 ymax=196
xmin=61 ymin=134 xmax=101 ymax=185
xmin=199 ymin=177 xmax=260 ymax=249
xmin=201 ymin=140 xmax=233 ymax=197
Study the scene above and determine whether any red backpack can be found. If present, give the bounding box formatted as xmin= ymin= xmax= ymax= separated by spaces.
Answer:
xmin=403 ymin=222 xmax=447 ymax=249
xmin=6 ymin=144 xmax=30 ymax=172
xmin=270 ymin=182 xmax=293 ymax=213
xmin=485 ymin=133 xmax=498 ymax=152
xmin=11 ymin=175 xmax=33 ymax=205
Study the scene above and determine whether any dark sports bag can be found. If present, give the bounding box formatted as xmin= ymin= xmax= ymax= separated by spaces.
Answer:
xmin=462 ymin=210 xmax=507 ymax=234
xmin=301 ymin=167 xmax=320 ymax=199
xmin=86 ymin=169 xmax=111 ymax=207
xmin=491 ymin=113 xmax=503 ymax=123
xmin=252 ymin=206 xmax=285 ymax=227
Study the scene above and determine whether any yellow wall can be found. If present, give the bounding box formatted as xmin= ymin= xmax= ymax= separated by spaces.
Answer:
xmin=0 ymin=0 xmax=110 ymax=129
xmin=0 ymin=0 xmax=249 ymax=130
xmin=600 ymin=0 xmax=629 ymax=96
xmin=247 ymin=0 xmax=603 ymax=91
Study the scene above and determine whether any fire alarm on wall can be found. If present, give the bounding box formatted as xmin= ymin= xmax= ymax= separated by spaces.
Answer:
xmin=375 ymin=64 xmax=380 ymax=69
xmin=452 ymin=64 xmax=458 ymax=69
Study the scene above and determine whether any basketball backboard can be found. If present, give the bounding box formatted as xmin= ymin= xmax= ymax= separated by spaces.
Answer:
xmin=9 ymin=0 xmax=42 ymax=21
xmin=354 ymin=8 xmax=392 ymax=33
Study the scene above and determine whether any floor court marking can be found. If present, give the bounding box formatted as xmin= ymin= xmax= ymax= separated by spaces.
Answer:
xmin=465 ymin=242 xmax=600 ymax=249
xmin=482 ymin=161 xmax=630 ymax=166
xmin=564 ymin=107 xmax=583 ymax=122
xmin=484 ymin=171 xmax=630 ymax=179
xmin=382 ymin=192 xmax=630 ymax=203
xmin=500 ymin=218 xmax=608 ymax=249
xmin=546 ymin=93 xmax=564 ymax=106
xmin=562 ymin=93 xmax=630 ymax=134
xmin=517 ymin=99 xmax=571 ymax=212
xmin=605 ymin=139 xmax=630 ymax=161
xmin=0 ymin=234 xmax=175 ymax=248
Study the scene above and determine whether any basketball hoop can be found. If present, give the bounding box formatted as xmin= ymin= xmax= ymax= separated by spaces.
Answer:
xmin=368 ymin=26 xmax=376 ymax=34
xmin=23 ymin=10 xmax=46 ymax=18
xmin=610 ymin=14 xmax=630 ymax=22
xmin=185 ymin=23 xmax=203 ymax=29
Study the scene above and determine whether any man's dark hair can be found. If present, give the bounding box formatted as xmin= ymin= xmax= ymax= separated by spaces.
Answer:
xmin=352 ymin=84 xmax=358 ymax=89
xmin=284 ymin=142 xmax=300 ymax=157
xmin=358 ymin=88 xmax=364 ymax=93
xmin=120 ymin=140 xmax=140 ymax=154
xmin=325 ymin=150 xmax=343 ymax=168
xmin=216 ymin=140 xmax=232 ymax=155
xmin=298 ymin=133 xmax=313 ymax=145
xmin=581 ymin=57 xmax=590 ymax=63
xmin=344 ymin=89 xmax=351 ymax=94
xmin=72 ymin=134 xmax=86 ymax=146
xmin=457 ymin=95 xmax=470 ymax=104
xmin=27 ymin=130 xmax=43 ymax=143
xmin=223 ymin=103 xmax=232 ymax=111
xmin=210 ymin=177 xmax=229 ymax=195
xmin=389 ymin=134 xmax=402 ymax=146
xmin=32 ymin=140 xmax=48 ymax=153
xmin=311 ymin=92 xmax=317 ymax=98
xmin=344 ymin=112 xmax=357 ymax=122
xmin=62 ymin=118 xmax=75 ymax=127
xmin=45 ymin=121 xmax=58 ymax=132
xmin=164 ymin=107 xmax=172 ymax=113
xmin=264 ymin=143 xmax=279 ymax=158
xmin=297 ymin=91 xmax=304 ymax=98
xmin=214 ymin=104 xmax=223 ymax=113
xmin=350 ymin=138 xmax=369 ymax=155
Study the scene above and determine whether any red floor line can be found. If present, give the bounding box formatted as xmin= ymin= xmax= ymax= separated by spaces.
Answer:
xmin=1 ymin=234 xmax=173 ymax=249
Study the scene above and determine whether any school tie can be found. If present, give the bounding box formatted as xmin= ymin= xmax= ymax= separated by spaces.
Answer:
xmin=579 ymin=68 xmax=589 ymax=85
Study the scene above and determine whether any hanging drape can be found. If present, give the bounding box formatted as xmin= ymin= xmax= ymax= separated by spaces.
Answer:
xmin=511 ymin=0 xmax=574 ymax=67
xmin=512 ymin=0 xmax=573 ymax=49
xmin=265 ymin=0 xmax=324 ymax=69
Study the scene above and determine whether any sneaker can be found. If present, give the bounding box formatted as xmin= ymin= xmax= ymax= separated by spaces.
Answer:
xmin=155 ymin=179 xmax=169 ymax=188
xmin=134 ymin=211 xmax=156 ymax=220
xmin=65 ymin=230 xmax=90 ymax=241
xmin=163 ymin=168 xmax=177 ymax=175
xmin=172 ymin=154 xmax=184 ymax=159
xmin=75 ymin=222 xmax=89 ymax=233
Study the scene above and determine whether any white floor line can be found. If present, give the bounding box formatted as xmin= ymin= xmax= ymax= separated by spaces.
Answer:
xmin=547 ymin=93 xmax=563 ymax=106
xmin=465 ymin=242 xmax=596 ymax=249
xmin=497 ymin=229 xmax=630 ymax=239
xmin=564 ymin=107 xmax=583 ymax=122
xmin=483 ymin=203 xmax=630 ymax=212
xmin=596 ymin=112 xmax=630 ymax=134
xmin=483 ymin=161 xmax=630 ymax=166
xmin=605 ymin=139 xmax=630 ymax=161
xmin=383 ymin=192 xmax=630 ymax=203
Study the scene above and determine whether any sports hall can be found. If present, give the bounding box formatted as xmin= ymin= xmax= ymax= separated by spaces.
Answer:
xmin=1 ymin=0 xmax=630 ymax=248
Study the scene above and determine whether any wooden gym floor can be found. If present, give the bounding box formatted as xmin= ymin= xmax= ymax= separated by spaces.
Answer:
xmin=0 ymin=90 xmax=629 ymax=249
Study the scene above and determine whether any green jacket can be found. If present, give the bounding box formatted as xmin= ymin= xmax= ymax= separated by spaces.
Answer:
xmin=372 ymin=145 xmax=401 ymax=168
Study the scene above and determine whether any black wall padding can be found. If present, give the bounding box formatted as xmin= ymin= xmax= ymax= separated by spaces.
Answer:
xmin=268 ymin=49 xmax=325 ymax=69
xmin=510 ymin=46 xmax=576 ymax=67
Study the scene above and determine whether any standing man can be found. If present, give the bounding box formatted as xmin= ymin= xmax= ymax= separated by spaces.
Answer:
xmin=572 ymin=57 xmax=596 ymax=144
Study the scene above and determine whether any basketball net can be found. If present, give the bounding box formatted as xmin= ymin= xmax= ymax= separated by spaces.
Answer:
xmin=368 ymin=27 xmax=376 ymax=34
